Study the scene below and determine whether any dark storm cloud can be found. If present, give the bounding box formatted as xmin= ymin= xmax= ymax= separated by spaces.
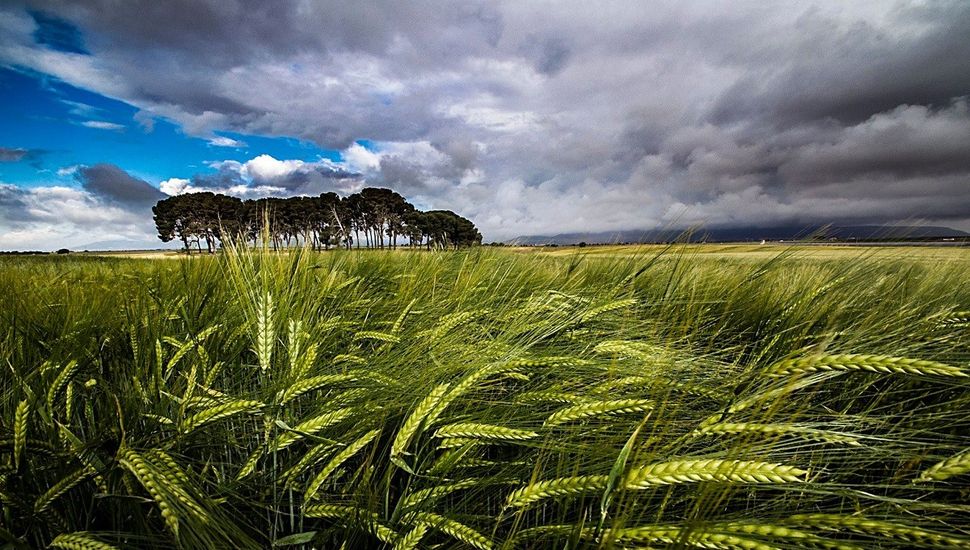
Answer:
xmin=186 ymin=169 xmax=242 ymax=192
xmin=778 ymin=104 xmax=970 ymax=184
xmin=376 ymin=157 xmax=431 ymax=195
xmin=26 ymin=0 xmax=505 ymax=72
xmin=175 ymin=156 xmax=362 ymax=198
xmin=242 ymin=162 xmax=359 ymax=191
xmin=435 ymin=139 xmax=479 ymax=175
xmin=0 ymin=184 xmax=36 ymax=223
xmin=4 ymin=1 xmax=970 ymax=240
xmin=76 ymin=164 xmax=165 ymax=208
xmin=0 ymin=147 xmax=48 ymax=168
xmin=11 ymin=0 xmax=507 ymax=146
xmin=519 ymin=35 xmax=571 ymax=75
xmin=0 ymin=147 xmax=28 ymax=161
xmin=708 ymin=2 xmax=970 ymax=127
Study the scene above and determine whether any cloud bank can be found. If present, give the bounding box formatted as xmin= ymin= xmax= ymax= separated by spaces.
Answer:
xmin=1 ymin=1 xmax=969 ymax=248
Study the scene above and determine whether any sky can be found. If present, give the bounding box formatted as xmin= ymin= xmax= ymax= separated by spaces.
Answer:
xmin=1 ymin=1 xmax=969 ymax=249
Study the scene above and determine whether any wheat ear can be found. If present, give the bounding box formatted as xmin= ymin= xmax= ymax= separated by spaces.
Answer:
xmin=625 ymin=459 xmax=808 ymax=488
xmin=255 ymin=291 xmax=274 ymax=371
xmin=437 ymin=437 xmax=482 ymax=450
xmin=34 ymin=467 xmax=94 ymax=513
xmin=421 ymin=362 xmax=529 ymax=434
xmin=304 ymin=428 xmax=381 ymax=501
xmin=507 ymin=356 xmax=591 ymax=368
xmin=593 ymin=340 xmax=664 ymax=359
xmin=397 ymin=479 xmax=480 ymax=511
xmin=163 ymin=324 xmax=220 ymax=375
xmin=393 ymin=523 xmax=428 ymax=550
xmin=47 ymin=360 xmax=79 ymax=412
xmin=544 ymin=399 xmax=654 ymax=427
xmin=353 ymin=330 xmax=401 ymax=344
xmin=604 ymin=525 xmax=783 ymax=549
xmin=0 ymin=438 xmax=57 ymax=456
xmin=937 ymin=310 xmax=970 ymax=327
xmin=48 ymin=532 xmax=119 ymax=550
xmin=504 ymin=459 xmax=802 ymax=509
xmin=236 ymin=448 xmax=263 ymax=481
xmin=273 ymin=407 xmax=353 ymax=450
xmin=506 ymin=474 xmax=610 ymax=507
xmin=142 ymin=450 xmax=210 ymax=522
xmin=275 ymin=374 xmax=357 ymax=406
xmin=715 ymin=521 xmax=863 ymax=550
xmin=333 ymin=354 xmax=367 ymax=365
xmin=421 ymin=310 xmax=485 ymax=341
xmin=391 ymin=298 xmax=418 ymax=334
xmin=579 ymin=298 xmax=637 ymax=323
xmin=433 ymin=422 xmax=538 ymax=441
xmin=784 ymin=514 xmax=970 ymax=548
xmin=281 ymin=442 xmax=334 ymax=487
xmin=179 ymin=399 xmax=264 ymax=435
xmin=13 ymin=399 xmax=29 ymax=470
xmin=303 ymin=503 xmax=360 ymax=518
xmin=304 ymin=503 xmax=397 ymax=544
xmin=412 ymin=511 xmax=493 ymax=550
xmin=118 ymin=449 xmax=180 ymax=537
xmin=768 ymin=354 xmax=966 ymax=377
xmin=391 ymin=383 xmax=449 ymax=461
xmin=694 ymin=422 xmax=862 ymax=446
xmin=918 ymin=448 xmax=970 ymax=481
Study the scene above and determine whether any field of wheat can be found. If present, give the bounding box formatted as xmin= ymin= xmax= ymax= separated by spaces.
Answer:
xmin=0 ymin=244 xmax=968 ymax=549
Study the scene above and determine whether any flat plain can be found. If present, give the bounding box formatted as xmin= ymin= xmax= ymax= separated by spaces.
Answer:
xmin=1 ymin=243 xmax=968 ymax=549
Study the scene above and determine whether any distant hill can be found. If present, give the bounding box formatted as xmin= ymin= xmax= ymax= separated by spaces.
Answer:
xmin=508 ymin=225 xmax=970 ymax=246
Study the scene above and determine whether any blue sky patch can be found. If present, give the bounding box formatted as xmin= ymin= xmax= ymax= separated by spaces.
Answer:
xmin=0 ymin=67 xmax=341 ymax=189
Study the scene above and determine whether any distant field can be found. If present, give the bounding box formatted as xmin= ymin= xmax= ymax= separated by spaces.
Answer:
xmin=1 ymin=245 xmax=968 ymax=548
xmin=89 ymin=242 xmax=970 ymax=263
xmin=524 ymin=242 xmax=970 ymax=262
xmin=83 ymin=249 xmax=184 ymax=259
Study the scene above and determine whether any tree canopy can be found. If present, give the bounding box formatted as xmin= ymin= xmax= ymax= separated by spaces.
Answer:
xmin=152 ymin=188 xmax=482 ymax=253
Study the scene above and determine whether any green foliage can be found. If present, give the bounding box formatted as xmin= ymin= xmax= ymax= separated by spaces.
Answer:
xmin=152 ymin=186 xmax=481 ymax=252
xmin=0 ymin=244 xmax=968 ymax=548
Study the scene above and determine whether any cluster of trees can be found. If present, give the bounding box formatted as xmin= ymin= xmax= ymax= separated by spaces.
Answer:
xmin=152 ymin=188 xmax=482 ymax=253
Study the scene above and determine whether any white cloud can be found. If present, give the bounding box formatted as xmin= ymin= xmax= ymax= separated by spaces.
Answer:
xmin=56 ymin=165 xmax=79 ymax=177
xmin=439 ymin=100 xmax=541 ymax=133
xmin=0 ymin=183 xmax=159 ymax=250
xmin=164 ymin=154 xmax=363 ymax=199
xmin=81 ymin=120 xmax=125 ymax=131
xmin=341 ymin=143 xmax=381 ymax=172
xmin=379 ymin=141 xmax=449 ymax=166
xmin=208 ymin=136 xmax=246 ymax=147
xmin=159 ymin=177 xmax=190 ymax=195
xmin=240 ymin=154 xmax=306 ymax=181
xmin=340 ymin=141 xmax=450 ymax=178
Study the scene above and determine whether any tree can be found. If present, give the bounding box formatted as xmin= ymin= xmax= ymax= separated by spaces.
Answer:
xmin=403 ymin=210 xmax=428 ymax=249
xmin=153 ymin=187 xmax=481 ymax=252
xmin=153 ymin=193 xmax=244 ymax=253
xmin=153 ymin=194 xmax=201 ymax=252
xmin=421 ymin=210 xmax=482 ymax=250
xmin=313 ymin=192 xmax=343 ymax=249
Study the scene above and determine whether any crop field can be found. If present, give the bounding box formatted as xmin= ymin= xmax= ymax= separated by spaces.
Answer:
xmin=1 ymin=244 xmax=969 ymax=549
